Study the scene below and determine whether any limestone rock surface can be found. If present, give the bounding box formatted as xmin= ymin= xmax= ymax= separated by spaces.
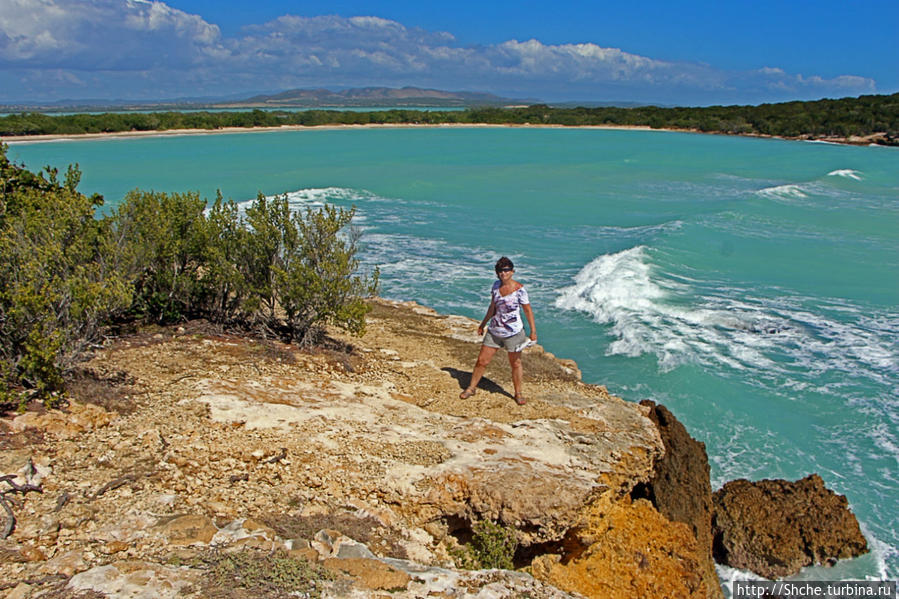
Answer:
xmin=0 ymin=299 xmax=668 ymax=598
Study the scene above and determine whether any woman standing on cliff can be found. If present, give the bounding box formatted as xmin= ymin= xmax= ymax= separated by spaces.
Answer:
xmin=459 ymin=257 xmax=537 ymax=405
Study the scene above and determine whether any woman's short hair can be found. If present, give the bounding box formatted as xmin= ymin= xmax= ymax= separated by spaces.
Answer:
xmin=495 ymin=256 xmax=514 ymax=273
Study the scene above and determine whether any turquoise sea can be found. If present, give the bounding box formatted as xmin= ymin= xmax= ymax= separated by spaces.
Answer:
xmin=7 ymin=128 xmax=898 ymax=587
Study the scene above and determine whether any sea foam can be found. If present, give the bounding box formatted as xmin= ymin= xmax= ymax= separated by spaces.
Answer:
xmin=827 ymin=169 xmax=863 ymax=180
xmin=555 ymin=247 xmax=899 ymax=381
xmin=555 ymin=246 xmax=781 ymax=371
xmin=232 ymin=186 xmax=368 ymax=215
xmin=756 ymin=183 xmax=809 ymax=199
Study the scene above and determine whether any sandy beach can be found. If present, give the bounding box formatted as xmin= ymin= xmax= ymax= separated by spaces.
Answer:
xmin=1 ymin=122 xmax=660 ymax=144
xmin=3 ymin=123 xmax=888 ymax=147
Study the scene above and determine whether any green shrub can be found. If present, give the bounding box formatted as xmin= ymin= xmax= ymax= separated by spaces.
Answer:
xmin=199 ymin=192 xmax=249 ymax=324
xmin=241 ymin=192 xmax=296 ymax=329
xmin=449 ymin=520 xmax=519 ymax=570
xmin=1 ymin=142 xmax=378 ymax=404
xmin=471 ymin=519 xmax=518 ymax=570
xmin=278 ymin=204 xmax=379 ymax=346
xmin=239 ymin=193 xmax=378 ymax=344
xmin=113 ymin=189 xmax=208 ymax=323
xmin=192 ymin=549 xmax=336 ymax=599
xmin=1 ymin=144 xmax=132 ymax=407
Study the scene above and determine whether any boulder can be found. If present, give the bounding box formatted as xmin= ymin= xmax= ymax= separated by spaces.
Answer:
xmin=11 ymin=401 xmax=113 ymax=438
xmin=39 ymin=549 xmax=88 ymax=577
xmin=322 ymin=557 xmax=412 ymax=591
xmin=67 ymin=561 xmax=199 ymax=599
xmin=636 ymin=400 xmax=722 ymax=598
xmin=0 ymin=542 xmax=46 ymax=563
xmin=153 ymin=514 xmax=218 ymax=546
xmin=712 ymin=474 xmax=868 ymax=578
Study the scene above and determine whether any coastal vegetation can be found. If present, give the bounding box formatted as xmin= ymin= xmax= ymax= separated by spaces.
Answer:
xmin=1 ymin=93 xmax=897 ymax=144
xmin=188 ymin=549 xmax=337 ymax=598
xmin=449 ymin=519 xmax=520 ymax=570
xmin=0 ymin=144 xmax=378 ymax=409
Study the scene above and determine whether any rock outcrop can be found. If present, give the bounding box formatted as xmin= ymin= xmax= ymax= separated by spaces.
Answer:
xmin=1 ymin=299 xmax=866 ymax=597
xmin=533 ymin=494 xmax=712 ymax=599
xmin=0 ymin=299 xmax=671 ymax=597
xmin=634 ymin=400 xmax=723 ymax=599
xmin=711 ymin=474 xmax=868 ymax=578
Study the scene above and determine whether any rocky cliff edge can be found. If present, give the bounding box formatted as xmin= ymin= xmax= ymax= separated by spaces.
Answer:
xmin=1 ymin=299 xmax=719 ymax=598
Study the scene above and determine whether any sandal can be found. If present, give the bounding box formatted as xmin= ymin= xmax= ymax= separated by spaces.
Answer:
xmin=514 ymin=395 xmax=527 ymax=406
xmin=459 ymin=388 xmax=477 ymax=399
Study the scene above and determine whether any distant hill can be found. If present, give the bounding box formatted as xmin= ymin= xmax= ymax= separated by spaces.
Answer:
xmin=218 ymin=86 xmax=525 ymax=108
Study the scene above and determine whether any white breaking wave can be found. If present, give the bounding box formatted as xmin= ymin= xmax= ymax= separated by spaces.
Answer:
xmin=756 ymin=183 xmax=809 ymax=199
xmin=828 ymin=169 xmax=863 ymax=180
xmin=554 ymin=246 xmax=777 ymax=371
xmin=228 ymin=187 xmax=389 ymax=227
xmin=555 ymin=246 xmax=708 ymax=370
xmin=869 ymin=422 xmax=899 ymax=468
xmin=209 ymin=187 xmax=366 ymax=221
xmin=236 ymin=186 xmax=374 ymax=212
xmin=555 ymin=247 xmax=899 ymax=379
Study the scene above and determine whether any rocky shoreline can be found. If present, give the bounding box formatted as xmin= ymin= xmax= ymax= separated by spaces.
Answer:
xmin=0 ymin=299 xmax=867 ymax=598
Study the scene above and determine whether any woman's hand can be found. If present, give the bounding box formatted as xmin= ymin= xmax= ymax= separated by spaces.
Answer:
xmin=477 ymin=326 xmax=485 ymax=336
xmin=529 ymin=332 xmax=537 ymax=342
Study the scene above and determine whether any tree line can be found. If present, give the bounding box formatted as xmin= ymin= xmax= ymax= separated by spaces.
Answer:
xmin=1 ymin=93 xmax=897 ymax=144
xmin=0 ymin=144 xmax=378 ymax=409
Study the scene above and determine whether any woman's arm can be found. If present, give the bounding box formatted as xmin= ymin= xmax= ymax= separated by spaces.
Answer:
xmin=478 ymin=302 xmax=495 ymax=336
xmin=522 ymin=303 xmax=537 ymax=341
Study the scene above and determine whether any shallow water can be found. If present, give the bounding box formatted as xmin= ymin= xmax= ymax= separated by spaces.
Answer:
xmin=9 ymin=127 xmax=899 ymax=583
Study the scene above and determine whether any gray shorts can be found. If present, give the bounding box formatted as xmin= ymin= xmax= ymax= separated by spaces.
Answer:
xmin=483 ymin=329 xmax=528 ymax=352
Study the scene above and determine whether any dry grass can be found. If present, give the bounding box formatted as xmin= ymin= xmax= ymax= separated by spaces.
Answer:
xmin=183 ymin=548 xmax=340 ymax=599
xmin=262 ymin=510 xmax=409 ymax=560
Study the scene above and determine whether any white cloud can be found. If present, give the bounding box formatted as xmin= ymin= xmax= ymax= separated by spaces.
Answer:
xmin=486 ymin=39 xmax=719 ymax=88
xmin=0 ymin=0 xmax=223 ymax=69
xmin=0 ymin=1 xmax=880 ymax=103
xmin=746 ymin=67 xmax=876 ymax=96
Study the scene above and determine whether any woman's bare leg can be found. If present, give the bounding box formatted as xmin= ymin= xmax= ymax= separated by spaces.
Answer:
xmin=508 ymin=351 xmax=523 ymax=399
xmin=461 ymin=345 xmax=498 ymax=397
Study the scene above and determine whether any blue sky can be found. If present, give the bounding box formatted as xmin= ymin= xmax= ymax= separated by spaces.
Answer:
xmin=2 ymin=0 xmax=897 ymax=105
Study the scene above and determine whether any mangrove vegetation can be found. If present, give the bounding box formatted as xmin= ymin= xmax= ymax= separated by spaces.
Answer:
xmin=1 ymin=93 xmax=897 ymax=145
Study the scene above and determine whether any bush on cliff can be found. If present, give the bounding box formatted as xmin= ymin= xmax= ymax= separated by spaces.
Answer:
xmin=189 ymin=548 xmax=337 ymax=598
xmin=212 ymin=192 xmax=378 ymax=344
xmin=113 ymin=190 xmax=379 ymax=342
xmin=200 ymin=193 xmax=250 ymax=325
xmin=113 ymin=189 xmax=209 ymax=323
xmin=0 ymin=145 xmax=132 ymax=407
xmin=0 ymin=144 xmax=378 ymax=406
xmin=450 ymin=520 xmax=519 ymax=570
xmin=279 ymin=203 xmax=378 ymax=346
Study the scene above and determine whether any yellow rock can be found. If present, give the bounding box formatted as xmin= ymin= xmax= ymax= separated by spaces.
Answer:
xmin=154 ymin=514 xmax=217 ymax=546
xmin=534 ymin=496 xmax=709 ymax=599
xmin=322 ymin=557 xmax=411 ymax=591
